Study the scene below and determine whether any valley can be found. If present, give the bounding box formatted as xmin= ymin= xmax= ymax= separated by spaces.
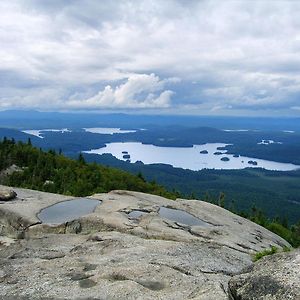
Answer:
xmin=0 ymin=111 xmax=300 ymax=225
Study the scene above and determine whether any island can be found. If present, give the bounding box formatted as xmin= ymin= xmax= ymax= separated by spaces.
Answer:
xmin=233 ymin=154 xmax=239 ymax=158
xmin=213 ymin=151 xmax=223 ymax=155
xmin=248 ymin=160 xmax=258 ymax=166
xmin=200 ymin=150 xmax=208 ymax=154
xmin=123 ymin=154 xmax=130 ymax=159
xmin=221 ymin=157 xmax=230 ymax=162
xmin=122 ymin=151 xmax=128 ymax=154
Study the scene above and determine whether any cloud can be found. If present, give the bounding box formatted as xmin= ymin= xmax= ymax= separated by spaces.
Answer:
xmin=67 ymin=73 xmax=175 ymax=109
xmin=1 ymin=0 xmax=300 ymax=114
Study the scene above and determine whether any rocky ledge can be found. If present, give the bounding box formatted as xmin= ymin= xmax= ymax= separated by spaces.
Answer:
xmin=0 ymin=185 xmax=297 ymax=300
xmin=229 ymin=248 xmax=300 ymax=300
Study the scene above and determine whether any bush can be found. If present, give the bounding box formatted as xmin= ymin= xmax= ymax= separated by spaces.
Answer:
xmin=254 ymin=246 xmax=278 ymax=261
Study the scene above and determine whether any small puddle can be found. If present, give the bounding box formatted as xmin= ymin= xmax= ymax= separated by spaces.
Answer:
xmin=128 ymin=210 xmax=148 ymax=218
xmin=159 ymin=207 xmax=208 ymax=226
xmin=38 ymin=198 xmax=101 ymax=225
xmin=128 ymin=207 xmax=209 ymax=226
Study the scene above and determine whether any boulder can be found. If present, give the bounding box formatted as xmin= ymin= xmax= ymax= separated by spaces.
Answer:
xmin=0 ymin=188 xmax=17 ymax=201
xmin=228 ymin=248 xmax=300 ymax=300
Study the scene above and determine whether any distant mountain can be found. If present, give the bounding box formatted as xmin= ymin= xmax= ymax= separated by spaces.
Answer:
xmin=1 ymin=109 xmax=300 ymax=131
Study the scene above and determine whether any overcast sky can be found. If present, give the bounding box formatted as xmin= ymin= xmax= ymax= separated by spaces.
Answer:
xmin=1 ymin=0 xmax=300 ymax=115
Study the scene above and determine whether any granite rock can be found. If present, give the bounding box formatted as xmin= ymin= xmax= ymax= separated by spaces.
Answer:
xmin=0 ymin=186 xmax=293 ymax=300
xmin=228 ymin=248 xmax=300 ymax=300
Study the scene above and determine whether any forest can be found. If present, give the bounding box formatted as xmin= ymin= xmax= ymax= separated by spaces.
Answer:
xmin=0 ymin=138 xmax=176 ymax=199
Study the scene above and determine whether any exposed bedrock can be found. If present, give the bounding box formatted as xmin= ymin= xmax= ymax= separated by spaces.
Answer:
xmin=228 ymin=248 xmax=300 ymax=300
xmin=0 ymin=185 xmax=294 ymax=300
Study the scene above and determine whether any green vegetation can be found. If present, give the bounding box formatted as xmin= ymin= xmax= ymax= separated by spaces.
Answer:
xmin=0 ymin=138 xmax=177 ymax=199
xmin=239 ymin=206 xmax=300 ymax=248
xmin=253 ymin=245 xmax=291 ymax=262
xmin=253 ymin=246 xmax=278 ymax=261
xmin=200 ymin=192 xmax=300 ymax=248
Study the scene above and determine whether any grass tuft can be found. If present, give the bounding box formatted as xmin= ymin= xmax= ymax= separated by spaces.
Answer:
xmin=254 ymin=246 xmax=278 ymax=261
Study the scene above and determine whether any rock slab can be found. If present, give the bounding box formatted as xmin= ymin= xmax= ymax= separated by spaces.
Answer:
xmin=0 ymin=186 xmax=295 ymax=300
xmin=228 ymin=248 xmax=300 ymax=300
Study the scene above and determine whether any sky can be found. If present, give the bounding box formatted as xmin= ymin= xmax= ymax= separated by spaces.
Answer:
xmin=1 ymin=0 xmax=300 ymax=116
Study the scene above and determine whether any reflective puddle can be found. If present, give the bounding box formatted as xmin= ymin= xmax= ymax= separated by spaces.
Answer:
xmin=128 ymin=210 xmax=148 ymax=219
xmin=159 ymin=207 xmax=209 ymax=226
xmin=38 ymin=198 xmax=101 ymax=224
xmin=128 ymin=207 xmax=209 ymax=226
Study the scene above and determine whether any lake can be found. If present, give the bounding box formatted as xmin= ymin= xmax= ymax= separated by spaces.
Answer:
xmin=23 ymin=127 xmax=136 ymax=138
xmin=84 ymin=142 xmax=300 ymax=171
xmin=83 ymin=127 xmax=137 ymax=134
xmin=22 ymin=128 xmax=70 ymax=138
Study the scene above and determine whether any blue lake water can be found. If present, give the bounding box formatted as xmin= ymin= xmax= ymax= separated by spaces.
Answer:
xmin=84 ymin=142 xmax=300 ymax=171
xmin=23 ymin=128 xmax=70 ymax=138
xmin=83 ymin=127 xmax=137 ymax=134
xmin=23 ymin=127 xmax=136 ymax=138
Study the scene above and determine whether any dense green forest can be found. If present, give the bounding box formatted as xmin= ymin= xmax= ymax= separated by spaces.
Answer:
xmin=0 ymin=138 xmax=176 ymax=199
xmin=0 ymin=138 xmax=299 ymax=247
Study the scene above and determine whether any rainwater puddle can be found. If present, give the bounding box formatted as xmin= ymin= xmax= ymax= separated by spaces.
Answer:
xmin=128 ymin=207 xmax=209 ymax=226
xmin=128 ymin=210 xmax=148 ymax=219
xmin=159 ymin=207 xmax=208 ymax=226
xmin=38 ymin=198 xmax=101 ymax=224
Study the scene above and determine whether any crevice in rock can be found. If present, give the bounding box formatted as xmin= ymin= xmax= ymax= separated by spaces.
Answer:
xmin=219 ymin=282 xmax=227 ymax=295
xmin=235 ymin=243 xmax=253 ymax=251
xmin=187 ymin=228 xmax=213 ymax=240
xmin=24 ymin=221 xmax=42 ymax=231
xmin=104 ymin=273 xmax=165 ymax=291
xmin=227 ymin=285 xmax=239 ymax=300
xmin=198 ymin=268 xmax=234 ymax=276
xmin=149 ymin=262 xmax=193 ymax=276
xmin=221 ymin=244 xmax=251 ymax=254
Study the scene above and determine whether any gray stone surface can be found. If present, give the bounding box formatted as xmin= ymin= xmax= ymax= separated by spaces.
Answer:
xmin=228 ymin=248 xmax=300 ymax=300
xmin=0 ymin=186 xmax=293 ymax=299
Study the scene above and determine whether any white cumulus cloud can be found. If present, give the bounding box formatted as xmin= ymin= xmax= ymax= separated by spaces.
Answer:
xmin=67 ymin=73 xmax=175 ymax=109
